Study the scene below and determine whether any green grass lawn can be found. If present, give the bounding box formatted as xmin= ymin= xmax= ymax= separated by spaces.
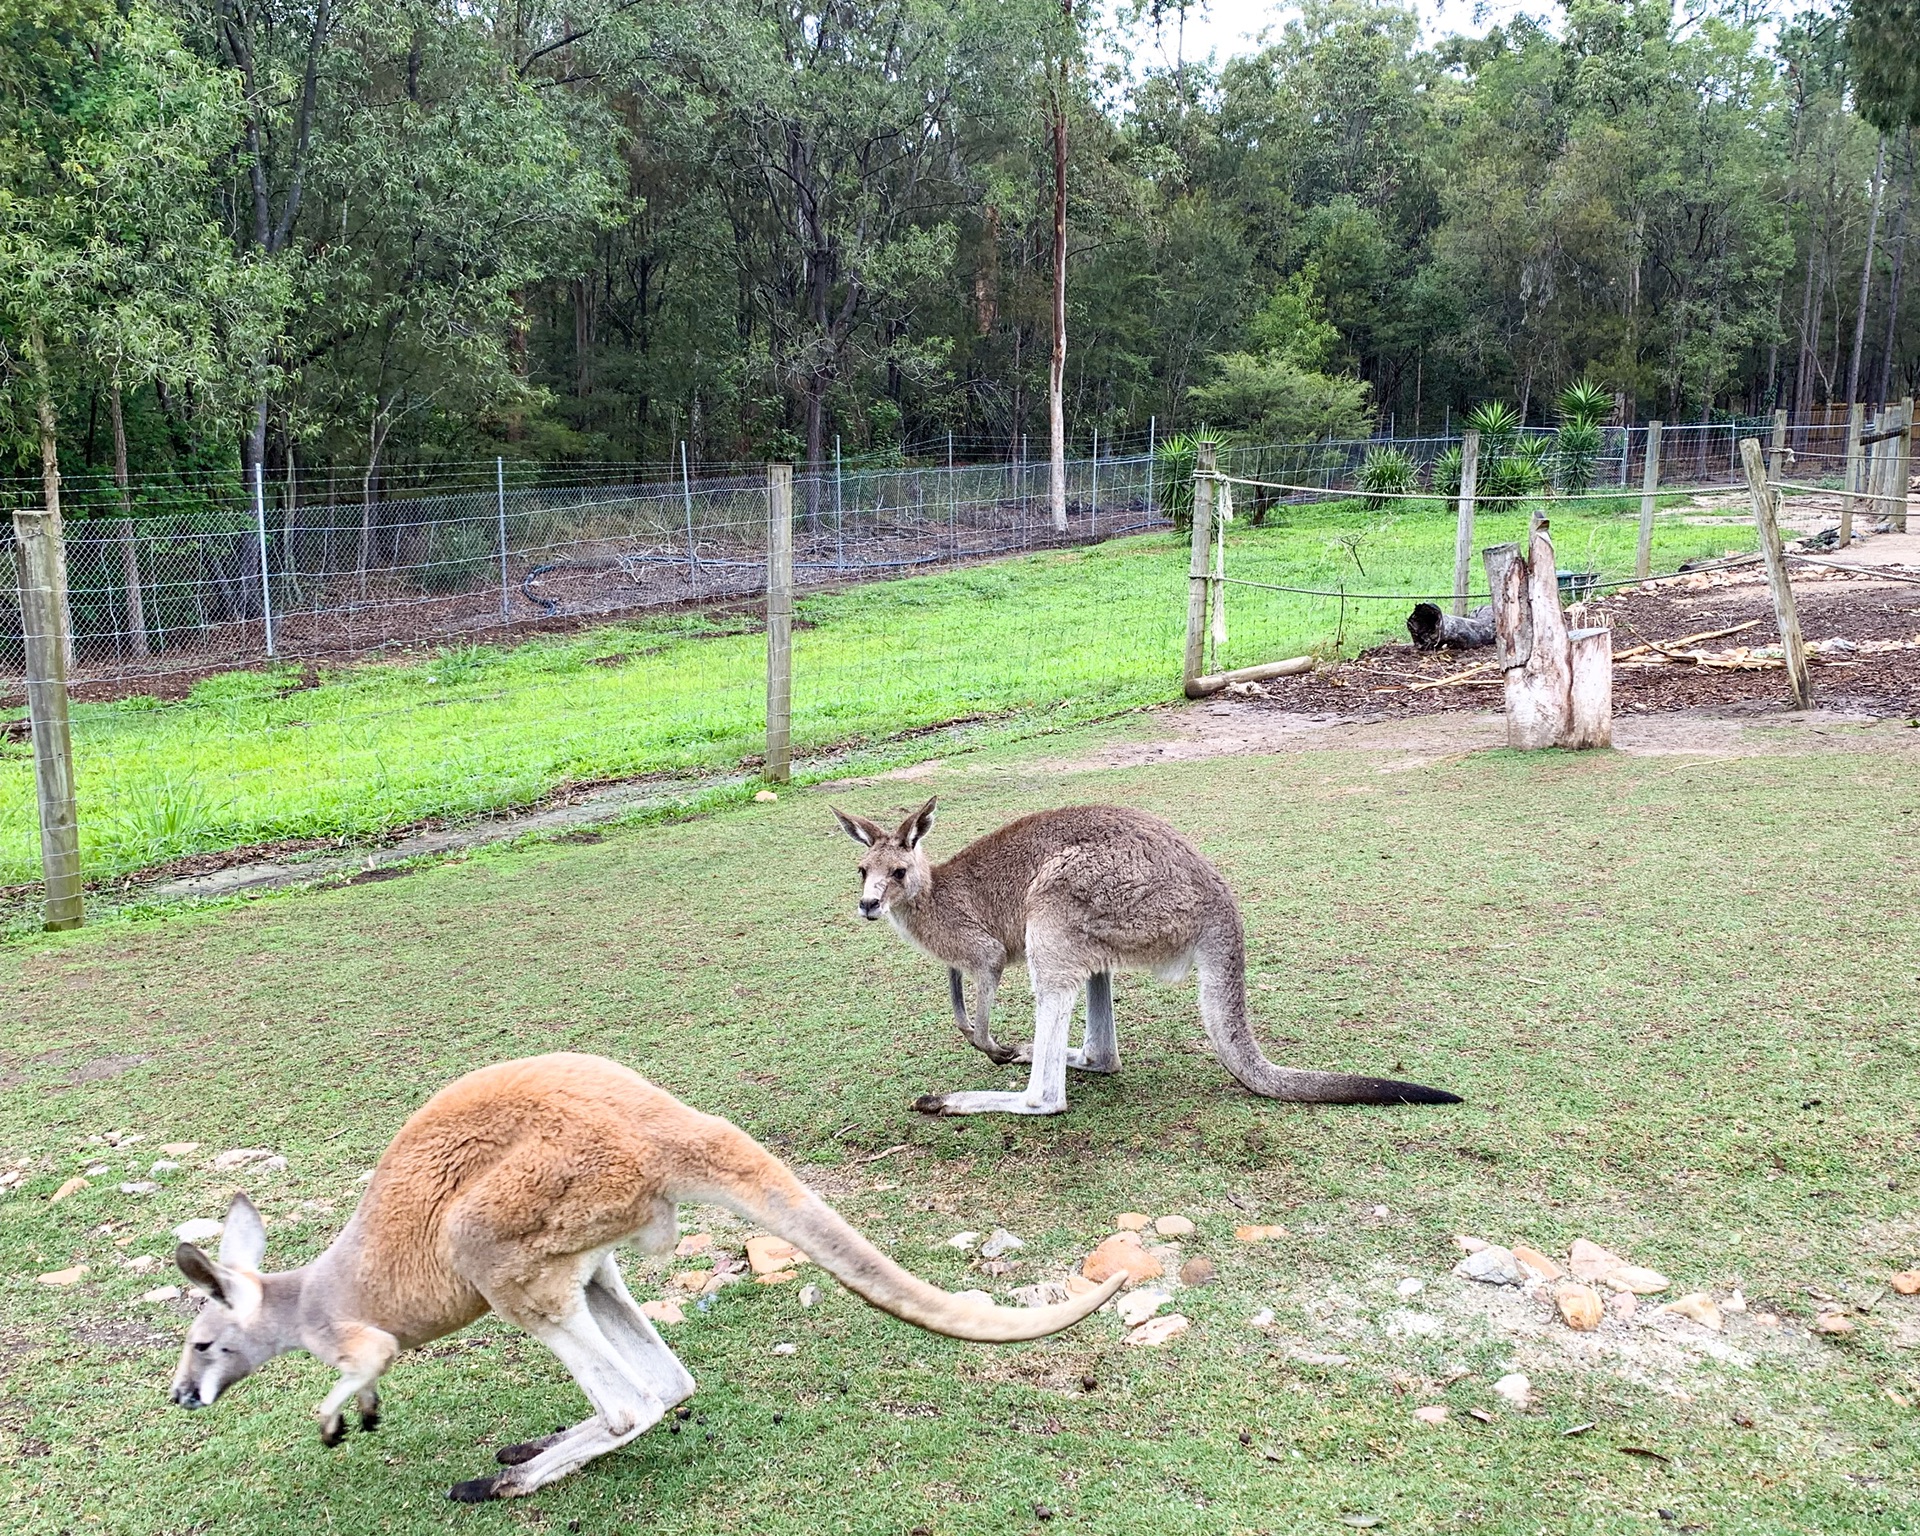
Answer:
xmin=1 ymin=494 xmax=1752 ymax=888
xmin=2 ymin=713 xmax=1916 ymax=1533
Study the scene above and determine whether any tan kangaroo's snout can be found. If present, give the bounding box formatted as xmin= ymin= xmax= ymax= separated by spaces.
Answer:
xmin=169 ymin=1194 xmax=287 ymax=1411
xmin=833 ymin=798 xmax=936 ymax=920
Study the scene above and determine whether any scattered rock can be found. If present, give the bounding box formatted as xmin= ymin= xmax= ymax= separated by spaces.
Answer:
xmin=945 ymin=1231 xmax=981 ymax=1252
xmin=1396 ymin=1277 xmax=1424 ymax=1298
xmin=147 ymin=1160 xmax=180 ymax=1177
xmin=1234 ymin=1224 xmax=1286 ymax=1242
xmin=952 ymin=1289 xmax=994 ymax=1308
xmin=1154 ymin=1215 xmax=1195 ymax=1238
xmin=640 ymin=1299 xmax=684 ymax=1324
xmin=1064 ymin=1273 xmax=1103 ymax=1297
xmin=674 ymin=1233 xmax=713 ymax=1258
xmin=1339 ymin=1517 xmax=1384 ymax=1530
xmin=755 ymin=1270 xmax=798 ymax=1285
xmin=1568 ymin=1239 xmax=1627 ymax=1283
xmin=1117 ymin=1288 xmax=1173 ymax=1327
xmin=798 ymin=1284 xmax=822 ymax=1308
xmin=1011 ymin=1281 xmax=1070 ymax=1308
xmin=1452 ymin=1246 xmax=1524 ymax=1286
xmin=1723 ymin=1289 xmax=1747 ymax=1313
xmin=1513 ymin=1245 xmax=1564 ymax=1282
xmin=1662 ymin=1293 xmax=1723 ymax=1331
xmin=1453 ymin=1235 xmax=1489 ymax=1254
xmin=979 ymin=1228 xmax=1024 ymax=1259
xmin=1608 ymin=1291 xmax=1638 ymax=1322
xmin=173 ymin=1218 xmax=223 ymax=1244
xmin=123 ymin=1255 xmax=160 ymax=1274
xmin=1413 ymin=1405 xmax=1449 ymax=1425
xmin=771 ymin=1341 xmax=797 ymax=1356
xmin=670 ymin=1270 xmax=709 ymax=1293
xmin=0 ymin=1169 xmax=22 ymax=1195
xmin=1288 ymin=1347 xmax=1351 ymax=1367
xmin=38 ymin=1266 xmax=87 ymax=1286
xmin=1081 ymin=1233 xmax=1164 ymax=1285
xmin=701 ymin=1271 xmax=743 ymax=1296
xmin=158 ymin=1142 xmax=199 ymax=1157
xmin=745 ymin=1235 xmax=809 ymax=1274
xmin=119 ymin=1181 xmax=159 ymax=1196
xmin=1370 ymin=1205 xmax=1389 ymax=1219
xmin=1555 ymin=1283 xmax=1604 ymax=1332
xmin=50 ymin=1176 xmax=88 ymax=1204
xmin=210 ymin=1148 xmax=285 ymax=1173
xmin=139 ymin=1285 xmax=182 ymax=1304
xmin=1247 ymin=1308 xmax=1275 ymax=1327
xmin=1115 ymin=1212 xmax=1150 ymax=1231
xmin=1385 ymin=1310 xmax=1442 ymax=1337
xmin=1123 ymin=1313 xmax=1190 ymax=1347
xmin=1178 ymin=1257 xmax=1217 ymax=1287
xmin=85 ymin=1162 xmax=111 ymax=1177
xmin=1491 ymin=1372 xmax=1532 ymax=1409
xmin=1811 ymin=1311 xmax=1856 ymax=1336
xmin=1890 ymin=1271 xmax=1920 ymax=1296
xmin=754 ymin=789 xmax=779 ymax=802
xmin=1606 ymin=1265 xmax=1671 ymax=1296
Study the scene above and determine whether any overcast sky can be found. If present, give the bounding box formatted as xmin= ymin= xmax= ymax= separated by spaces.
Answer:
xmin=1113 ymin=0 xmax=1538 ymax=71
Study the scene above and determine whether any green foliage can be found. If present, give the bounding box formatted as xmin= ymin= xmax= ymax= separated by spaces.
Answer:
xmin=1847 ymin=0 xmax=1920 ymax=133
xmin=1557 ymin=378 xmax=1612 ymax=430
xmin=1154 ymin=430 xmax=1213 ymax=529
xmin=1431 ymin=445 xmax=1464 ymax=499
xmin=1356 ymin=445 xmax=1417 ymax=507
xmin=1554 ymin=420 xmax=1604 ymax=492
xmin=1185 ymin=354 xmax=1373 ymax=444
xmin=1464 ymin=400 xmax=1521 ymax=443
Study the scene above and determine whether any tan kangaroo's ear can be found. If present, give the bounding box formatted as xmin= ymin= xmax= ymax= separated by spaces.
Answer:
xmin=897 ymin=797 xmax=937 ymax=849
xmin=832 ymin=807 xmax=883 ymax=847
xmin=218 ymin=1193 xmax=267 ymax=1271
xmin=176 ymin=1243 xmax=228 ymax=1302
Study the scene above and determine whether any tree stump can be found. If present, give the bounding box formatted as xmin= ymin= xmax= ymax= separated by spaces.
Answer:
xmin=1483 ymin=525 xmax=1573 ymax=749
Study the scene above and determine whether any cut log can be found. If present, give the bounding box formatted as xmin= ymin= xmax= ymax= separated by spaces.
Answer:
xmin=1184 ymin=655 xmax=1314 ymax=699
xmin=1408 ymin=601 xmax=1495 ymax=651
xmin=1484 ymin=524 xmax=1573 ymax=749
xmin=1566 ymin=627 xmax=1613 ymax=749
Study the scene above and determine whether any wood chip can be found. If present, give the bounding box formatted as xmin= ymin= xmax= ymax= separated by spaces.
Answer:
xmin=640 ymin=1299 xmax=684 ymax=1324
xmin=1234 ymin=1224 xmax=1287 ymax=1242
xmin=1889 ymin=1271 xmax=1920 ymax=1295
xmin=49 ymin=1176 xmax=87 ymax=1204
xmin=38 ymin=1266 xmax=87 ymax=1286
xmin=744 ymin=1235 xmax=809 ymax=1274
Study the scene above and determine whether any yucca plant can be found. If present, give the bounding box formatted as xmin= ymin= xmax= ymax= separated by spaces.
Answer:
xmin=1464 ymin=400 xmax=1522 ymax=445
xmin=1557 ymin=378 xmax=1612 ymax=430
xmin=1155 ymin=430 xmax=1219 ymax=530
xmin=1356 ymin=445 xmax=1417 ymax=507
xmin=1482 ymin=440 xmax=1549 ymax=499
xmin=1431 ymin=445 xmax=1465 ymax=499
xmin=1553 ymin=377 xmax=1611 ymax=492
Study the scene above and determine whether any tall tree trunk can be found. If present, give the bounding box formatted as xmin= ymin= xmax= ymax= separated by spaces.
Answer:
xmin=26 ymin=324 xmax=73 ymax=671
xmin=1047 ymin=41 xmax=1069 ymax=534
xmin=1848 ymin=135 xmax=1889 ymax=407
xmin=1877 ymin=133 xmax=1913 ymax=407
xmin=804 ymin=375 xmax=825 ymax=533
xmin=110 ymin=382 xmax=150 ymax=659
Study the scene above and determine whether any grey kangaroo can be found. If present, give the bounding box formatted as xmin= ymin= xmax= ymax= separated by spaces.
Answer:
xmin=832 ymin=799 xmax=1462 ymax=1116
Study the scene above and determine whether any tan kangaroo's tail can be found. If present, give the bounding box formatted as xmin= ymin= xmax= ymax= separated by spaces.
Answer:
xmin=692 ymin=1132 xmax=1124 ymax=1342
xmin=1196 ymin=924 xmax=1462 ymax=1106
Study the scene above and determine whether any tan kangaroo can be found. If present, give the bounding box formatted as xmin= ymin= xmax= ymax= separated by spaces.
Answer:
xmin=832 ymin=799 xmax=1462 ymax=1116
xmin=167 ymin=1053 xmax=1122 ymax=1502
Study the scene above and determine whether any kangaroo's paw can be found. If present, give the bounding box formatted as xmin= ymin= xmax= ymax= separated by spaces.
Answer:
xmin=1066 ymin=1047 xmax=1120 ymax=1074
xmin=1001 ymin=1040 xmax=1036 ymax=1064
xmin=318 ymin=1412 xmax=346 ymax=1448
xmin=357 ymin=1388 xmax=380 ymax=1433
xmin=495 ymin=1430 xmax=568 ymax=1466
xmin=449 ymin=1473 xmax=509 ymax=1503
xmin=913 ymin=1090 xmax=1067 ymax=1116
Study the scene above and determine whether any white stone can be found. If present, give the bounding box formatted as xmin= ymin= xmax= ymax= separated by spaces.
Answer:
xmin=118 ymin=1181 xmax=159 ymax=1196
xmin=1396 ymin=1277 xmax=1425 ymax=1298
xmin=211 ymin=1148 xmax=283 ymax=1172
xmin=148 ymin=1161 xmax=180 ymax=1176
xmin=1385 ymin=1310 xmax=1443 ymax=1337
xmin=1247 ymin=1308 xmax=1275 ymax=1328
xmin=1492 ymin=1372 xmax=1532 ymax=1408
xmin=945 ymin=1231 xmax=980 ymax=1252
xmin=798 ymin=1284 xmax=821 ymax=1308
xmin=979 ymin=1227 xmax=1024 ymax=1259
xmin=1452 ymin=1246 xmax=1524 ymax=1285
xmin=1116 ymin=1288 xmax=1173 ymax=1327
xmin=771 ymin=1342 xmax=797 ymax=1356
xmin=140 ymin=1285 xmax=182 ymax=1304
xmin=173 ymin=1218 xmax=223 ymax=1244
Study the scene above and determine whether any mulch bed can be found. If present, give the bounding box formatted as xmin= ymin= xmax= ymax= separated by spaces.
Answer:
xmin=1251 ymin=562 xmax=1920 ymax=718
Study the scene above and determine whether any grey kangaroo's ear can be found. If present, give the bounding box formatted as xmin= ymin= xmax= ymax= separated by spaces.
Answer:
xmin=219 ymin=1193 xmax=267 ymax=1270
xmin=832 ymin=807 xmax=882 ymax=847
xmin=176 ymin=1243 xmax=228 ymax=1303
xmin=897 ymin=797 xmax=937 ymax=849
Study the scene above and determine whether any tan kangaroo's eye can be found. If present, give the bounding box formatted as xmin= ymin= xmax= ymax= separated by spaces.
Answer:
xmin=891 ymin=868 xmax=907 ymax=881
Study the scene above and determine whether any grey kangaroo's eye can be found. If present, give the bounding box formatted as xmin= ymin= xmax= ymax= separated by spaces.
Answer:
xmin=194 ymin=1341 xmax=211 ymax=1352
xmin=891 ymin=868 xmax=907 ymax=881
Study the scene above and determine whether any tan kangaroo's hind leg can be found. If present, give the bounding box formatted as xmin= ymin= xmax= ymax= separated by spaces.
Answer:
xmin=454 ymin=1299 xmax=670 ymax=1501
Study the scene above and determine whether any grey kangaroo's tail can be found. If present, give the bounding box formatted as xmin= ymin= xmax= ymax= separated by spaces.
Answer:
xmin=1195 ymin=929 xmax=1462 ymax=1106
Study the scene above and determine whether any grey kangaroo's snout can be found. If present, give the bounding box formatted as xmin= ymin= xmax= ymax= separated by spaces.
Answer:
xmin=170 ymin=1381 xmax=204 ymax=1409
xmin=858 ymin=898 xmax=881 ymax=919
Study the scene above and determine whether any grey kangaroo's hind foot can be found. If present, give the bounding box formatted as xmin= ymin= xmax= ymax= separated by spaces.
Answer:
xmin=1006 ymin=973 xmax=1120 ymax=1073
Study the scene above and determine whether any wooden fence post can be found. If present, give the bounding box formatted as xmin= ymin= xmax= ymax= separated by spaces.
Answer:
xmin=12 ymin=509 xmax=83 ymax=930
xmin=1451 ymin=429 xmax=1479 ymax=617
xmin=1840 ymin=403 xmax=1865 ymax=547
xmin=1182 ymin=443 xmax=1216 ymax=693
xmin=1898 ymin=397 xmax=1913 ymax=534
xmin=764 ymin=463 xmax=794 ymax=783
xmin=1739 ymin=438 xmax=1812 ymax=711
xmin=1767 ymin=408 xmax=1789 ymax=484
xmin=1635 ymin=419 xmax=1662 ymax=579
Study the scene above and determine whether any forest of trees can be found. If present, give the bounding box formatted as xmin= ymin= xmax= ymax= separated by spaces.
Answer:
xmin=3 ymin=0 xmax=1918 ymax=500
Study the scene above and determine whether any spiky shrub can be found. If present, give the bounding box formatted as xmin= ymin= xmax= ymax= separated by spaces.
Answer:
xmin=1482 ymin=440 xmax=1549 ymax=499
xmin=1356 ymin=446 xmax=1417 ymax=508
xmin=1465 ymin=400 xmax=1521 ymax=445
xmin=1432 ymin=445 xmax=1465 ymax=499
xmin=1155 ymin=431 xmax=1218 ymax=531
xmin=1557 ymin=379 xmax=1612 ymax=430
xmin=1554 ymin=421 xmax=1603 ymax=492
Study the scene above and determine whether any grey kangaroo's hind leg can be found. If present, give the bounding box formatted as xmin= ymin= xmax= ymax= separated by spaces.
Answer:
xmin=1074 ymin=971 xmax=1120 ymax=1073
xmin=950 ymin=967 xmax=1020 ymax=1065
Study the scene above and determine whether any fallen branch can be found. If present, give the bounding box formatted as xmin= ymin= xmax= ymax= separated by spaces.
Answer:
xmin=853 ymin=1142 xmax=910 ymax=1165
xmin=1185 ymin=655 xmax=1315 ymax=699
xmin=1612 ymin=619 xmax=1762 ymax=661
xmin=1409 ymin=658 xmax=1501 ymax=691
